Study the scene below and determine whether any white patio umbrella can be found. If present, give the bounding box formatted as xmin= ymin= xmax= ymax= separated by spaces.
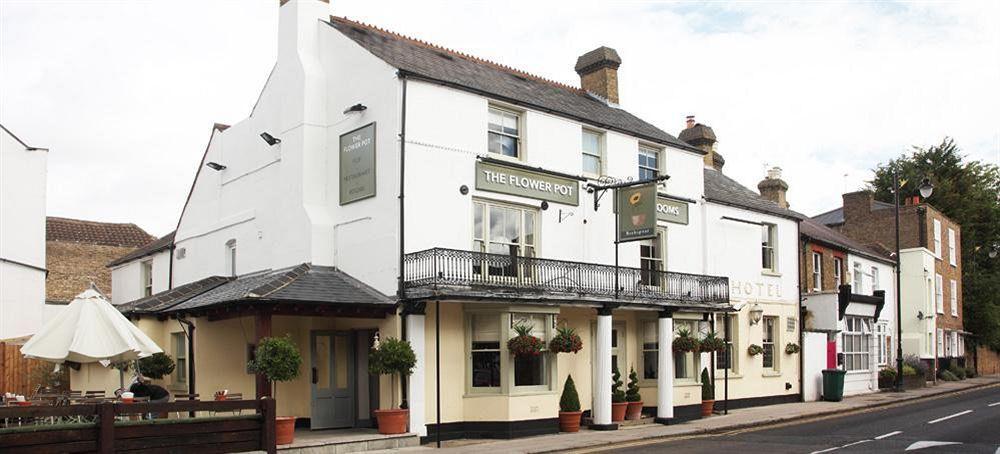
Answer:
xmin=21 ymin=287 xmax=162 ymax=364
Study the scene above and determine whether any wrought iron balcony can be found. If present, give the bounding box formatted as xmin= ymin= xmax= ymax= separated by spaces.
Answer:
xmin=402 ymin=248 xmax=730 ymax=309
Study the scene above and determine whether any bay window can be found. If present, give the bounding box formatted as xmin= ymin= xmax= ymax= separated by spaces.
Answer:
xmin=511 ymin=313 xmax=549 ymax=387
xmin=715 ymin=313 xmax=738 ymax=374
xmin=842 ymin=316 xmax=872 ymax=372
xmin=470 ymin=313 xmax=501 ymax=389
xmin=467 ymin=309 xmax=556 ymax=394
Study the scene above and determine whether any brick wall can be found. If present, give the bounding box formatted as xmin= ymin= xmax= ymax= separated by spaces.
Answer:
xmin=46 ymin=241 xmax=136 ymax=302
xmin=800 ymin=240 xmax=847 ymax=294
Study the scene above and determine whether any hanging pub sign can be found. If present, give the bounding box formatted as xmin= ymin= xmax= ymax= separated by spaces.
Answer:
xmin=339 ymin=122 xmax=376 ymax=205
xmin=656 ymin=196 xmax=689 ymax=225
xmin=475 ymin=161 xmax=579 ymax=206
xmin=615 ymin=182 xmax=657 ymax=242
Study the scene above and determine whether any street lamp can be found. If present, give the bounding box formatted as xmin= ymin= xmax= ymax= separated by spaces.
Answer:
xmin=894 ymin=172 xmax=933 ymax=392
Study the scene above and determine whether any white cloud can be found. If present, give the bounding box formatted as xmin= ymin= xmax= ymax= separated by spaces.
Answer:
xmin=1 ymin=0 xmax=997 ymax=236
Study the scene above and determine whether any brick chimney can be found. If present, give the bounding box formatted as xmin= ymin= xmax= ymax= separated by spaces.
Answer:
xmin=758 ymin=167 xmax=789 ymax=208
xmin=842 ymin=191 xmax=874 ymax=222
xmin=677 ymin=116 xmax=723 ymax=170
xmin=575 ymin=47 xmax=622 ymax=104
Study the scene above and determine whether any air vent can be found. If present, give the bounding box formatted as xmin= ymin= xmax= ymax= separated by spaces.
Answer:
xmin=176 ymin=248 xmax=186 ymax=259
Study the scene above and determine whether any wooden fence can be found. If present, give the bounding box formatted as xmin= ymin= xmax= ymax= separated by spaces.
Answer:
xmin=0 ymin=341 xmax=48 ymax=396
xmin=0 ymin=398 xmax=276 ymax=453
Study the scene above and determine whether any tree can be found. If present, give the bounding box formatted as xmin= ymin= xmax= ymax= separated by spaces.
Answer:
xmin=869 ymin=138 xmax=1000 ymax=350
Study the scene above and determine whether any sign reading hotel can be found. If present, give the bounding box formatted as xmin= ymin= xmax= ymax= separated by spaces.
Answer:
xmin=475 ymin=161 xmax=579 ymax=206
xmin=656 ymin=196 xmax=689 ymax=225
xmin=339 ymin=123 xmax=376 ymax=205
xmin=615 ymin=182 xmax=657 ymax=242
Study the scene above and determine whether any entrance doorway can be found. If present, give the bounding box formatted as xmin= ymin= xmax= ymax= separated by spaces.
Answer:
xmin=309 ymin=329 xmax=379 ymax=430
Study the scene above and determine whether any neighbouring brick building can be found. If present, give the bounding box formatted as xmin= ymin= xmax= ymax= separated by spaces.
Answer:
xmin=45 ymin=217 xmax=155 ymax=306
xmin=815 ymin=191 xmax=965 ymax=376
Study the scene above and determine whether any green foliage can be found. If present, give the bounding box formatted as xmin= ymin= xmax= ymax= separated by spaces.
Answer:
xmin=948 ymin=363 xmax=966 ymax=380
xmin=699 ymin=332 xmax=726 ymax=353
xmin=903 ymin=354 xmax=928 ymax=377
xmin=747 ymin=344 xmax=764 ymax=357
xmin=869 ymin=138 xmax=1000 ymax=351
xmin=625 ymin=367 xmax=641 ymax=402
xmin=611 ymin=363 xmax=626 ymax=403
xmin=965 ymin=366 xmax=976 ymax=378
xmin=939 ymin=370 xmax=959 ymax=381
xmin=673 ymin=328 xmax=700 ymax=353
xmin=550 ymin=325 xmax=583 ymax=354
xmin=700 ymin=368 xmax=714 ymax=401
xmin=137 ymin=352 xmax=175 ymax=380
xmin=248 ymin=335 xmax=302 ymax=383
xmin=902 ymin=364 xmax=917 ymax=376
xmin=369 ymin=337 xmax=417 ymax=377
xmin=559 ymin=375 xmax=581 ymax=412
xmin=879 ymin=367 xmax=897 ymax=380
xmin=508 ymin=322 xmax=545 ymax=357
xmin=784 ymin=343 xmax=801 ymax=354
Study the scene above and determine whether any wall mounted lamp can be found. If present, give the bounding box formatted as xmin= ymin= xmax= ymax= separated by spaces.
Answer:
xmin=260 ymin=132 xmax=281 ymax=146
xmin=343 ymin=103 xmax=367 ymax=114
xmin=205 ymin=162 xmax=227 ymax=171
xmin=749 ymin=303 xmax=763 ymax=326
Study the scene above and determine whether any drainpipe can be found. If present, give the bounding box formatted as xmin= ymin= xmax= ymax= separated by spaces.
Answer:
xmin=397 ymin=72 xmax=409 ymax=407
xmin=177 ymin=317 xmax=195 ymax=417
xmin=798 ymin=221 xmax=805 ymax=402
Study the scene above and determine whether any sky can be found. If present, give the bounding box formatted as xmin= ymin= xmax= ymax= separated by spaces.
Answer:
xmin=1 ymin=0 xmax=998 ymax=237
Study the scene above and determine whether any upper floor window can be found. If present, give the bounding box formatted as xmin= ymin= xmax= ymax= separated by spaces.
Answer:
xmin=473 ymin=200 xmax=537 ymax=278
xmin=141 ymin=260 xmax=153 ymax=297
xmin=639 ymin=228 xmax=666 ymax=287
xmin=833 ymin=257 xmax=843 ymax=288
xmin=950 ymin=279 xmax=958 ymax=317
xmin=761 ymin=223 xmax=777 ymax=272
xmin=933 ymin=219 xmax=942 ymax=258
xmin=935 ymin=273 xmax=944 ymax=314
xmin=948 ymin=228 xmax=956 ymax=266
xmin=581 ymin=130 xmax=603 ymax=176
xmin=637 ymin=145 xmax=660 ymax=181
xmin=225 ymin=239 xmax=237 ymax=277
xmin=871 ymin=266 xmax=880 ymax=291
xmin=811 ymin=252 xmax=822 ymax=291
xmin=488 ymin=107 xmax=521 ymax=158
xmin=853 ymin=262 xmax=864 ymax=293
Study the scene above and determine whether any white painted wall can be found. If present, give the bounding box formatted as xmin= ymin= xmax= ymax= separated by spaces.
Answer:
xmin=0 ymin=126 xmax=47 ymax=339
xmin=110 ymin=249 xmax=171 ymax=305
xmin=900 ymin=248 xmax=937 ymax=359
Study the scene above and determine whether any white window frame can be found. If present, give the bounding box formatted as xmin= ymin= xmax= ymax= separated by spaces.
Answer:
xmin=172 ymin=332 xmax=187 ymax=386
xmin=875 ymin=321 xmax=890 ymax=366
xmin=465 ymin=307 xmax=558 ymax=396
xmin=673 ymin=319 xmax=701 ymax=382
xmin=472 ymin=199 xmax=539 ymax=281
xmin=581 ymin=129 xmax=604 ymax=177
xmin=933 ymin=219 xmax=942 ymax=258
xmin=935 ymin=273 xmax=944 ymax=314
xmin=141 ymin=260 xmax=153 ymax=297
xmin=871 ymin=266 xmax=880 ymax=291
xmin=639 ymin=227 xmax=667 ymax=288
xmin=853 ymin=262 xmax=864 ymax=293
xmin=842 ymin=316 xmax=872 ymax=372
xmin=714 ymin=313 xmax=739 ymax=375
xmin=487 ymin=106 xmax=523 ymax=159
xmin=937 ymin=328 xmax=944 ymax=356
xmin=762 ymin=316 xmax=779 ymax=372
xmin=638 ymin=144 xmax=660 ymax=181
xmin=225 ymin=240 xmax=237 ymax=277
xmin=950 ymin=279 xmax=958 ymax=317
xmin=811 ymin=252 xmax=822 ymax=291
xmin=833 ymin=257 xmax=843 ymax=288
xmin=761 ymin=223 xmax=778 ymax=273
xmin=948 ymin=228 xmax=956 ymax=266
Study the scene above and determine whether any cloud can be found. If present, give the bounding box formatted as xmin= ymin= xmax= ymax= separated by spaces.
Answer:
xmin=1 ymin=0 xmax=997 ymax=236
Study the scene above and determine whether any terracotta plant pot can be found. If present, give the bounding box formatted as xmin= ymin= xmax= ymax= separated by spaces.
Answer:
xmin=275 ymin=416 xmax=297 ymax=445
xmin=625 ymin=401 xmax=643 ymax=420
xmin=559 ymin=411 xmax=582 ymax=432
xmin=700 ymin=400 xmax=715 ymax=417
xmin=374 ymin=408 xmax=409 ymax=435
xmin=611 ymin=402 xmax=628 ymax=422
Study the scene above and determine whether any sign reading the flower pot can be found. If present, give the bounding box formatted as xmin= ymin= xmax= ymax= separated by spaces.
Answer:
xmin=475 ymin=161 xmax=579 ymax=206
xmin=656 ymin=196 xmax=689 ymax=225
xmin=340 ymin=122 xmax=376 ymax=205
xmin=615 ymin=182 xmax=657 ymax=242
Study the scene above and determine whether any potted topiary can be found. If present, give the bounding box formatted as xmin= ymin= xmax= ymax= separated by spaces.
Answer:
xmin=699 ymin=332 xmax=725 ymax=354
xmin=369 ymin=337 xmax=417 ymax=435
xmin=549 ymin=324 xmax=583 ymax=354
xmin=558 ymin=375 xmax=582 ymax=432
xmin=508 ymin=322 xmax=544 ymax=358
xmin=673 ymin=328 xmax=700 ymax=353
xmin=611 ymin=363 xmax=628 ymax=422
xmin=747 ymin=344 xmax=764 ymax=357
xmin=248 ymin=335 xmax=302 ymax=445
xmin=625 ymin=367 xmax=643 ymax=420
xmin=700 ymin=368 xmax=714 ymax=417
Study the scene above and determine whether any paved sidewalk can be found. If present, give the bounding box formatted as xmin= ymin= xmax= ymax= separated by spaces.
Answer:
xmin=366 ymin=376 xmax=999 ymax=454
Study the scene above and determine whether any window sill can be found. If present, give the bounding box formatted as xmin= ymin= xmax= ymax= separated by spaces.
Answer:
xmin=463 ymin=389 xmax=556 ymax=398
xmin=674 ymin=380 xmax=702 ymax=388
xmin=846 ymin=370 xmax=872 ymax=375
xmin=761 ymin=270 xmax=782 ymax=277
xmin=714 ymin=372 xmax=741 ymax=379
xmin=761 ymin=371 xmax=782 ymax=377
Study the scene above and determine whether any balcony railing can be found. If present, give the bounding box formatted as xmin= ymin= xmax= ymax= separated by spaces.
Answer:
xmin=402 ymin=248 xmax=729 ymax=307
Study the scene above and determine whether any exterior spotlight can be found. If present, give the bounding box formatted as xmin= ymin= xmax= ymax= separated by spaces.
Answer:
xmin=260 ymin=132 xmax=281 ymax=146
xmin=918 ymin=178 xmax=934 ymax=198
xmin=343 ymin=103 xmax=367 ymax=114
xmin=749 ymin=303 xmax=763 ymax=326
xmin=205 ymin=162 xmax=226 ymax=171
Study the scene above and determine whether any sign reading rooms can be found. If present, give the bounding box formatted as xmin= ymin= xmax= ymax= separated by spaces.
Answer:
xmin=475 ymin=161 xmax=580 ymax=206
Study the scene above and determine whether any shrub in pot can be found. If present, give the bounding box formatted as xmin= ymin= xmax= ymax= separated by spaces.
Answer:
xmin=747 ymin=344 xmax=764 ymax=357
xmin=558 ymin=375 xmax=582 ymax=432
xmin=508 ymin=323 xmax=544 ymax=357
xmin=611 ymin=363 xmax=628 ymax=422
xmin=550 ymin=325 xmax=583 ymax=354
xmin=137 ymin=353 xmax=175 ymax=379
xmin=369 ymin=337 xmax=417 ymax=435
xmin=699 ymin=332 xmax=725 ymax=354
xmin=673 ymin=328 xmax=700 ymax=353
xmin=902 ymin=354 xmax=928 ymax=388
xmin=625 ymin=367 xmax=643 ymax=420
xmin=878 ymin=367 xmax=897 ymax=389
xmin=248 ymin=335 xmax=302 ymax=445
xmin=700 ymin=368 xmax=714 ymax=417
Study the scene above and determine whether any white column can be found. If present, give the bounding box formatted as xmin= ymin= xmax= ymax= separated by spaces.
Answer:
xmin=656 ymin=312 xmax=674 ymax=423
xmin=406 ymin=312 xmax=427 ymax=436
xmin=593 ymin=310 xmax=613 ymax=426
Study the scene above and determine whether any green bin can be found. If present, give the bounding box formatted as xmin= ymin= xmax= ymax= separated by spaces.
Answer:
xmin=822 ymin=369 xmax=846 ymax=402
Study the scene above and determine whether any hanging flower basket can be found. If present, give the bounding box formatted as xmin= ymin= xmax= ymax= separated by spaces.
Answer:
xmin=673 ymin=328 xmax=700 ymax=353
xmin=700 ymin=332 xmax=726 ymax=354
xmin=508 ymin=323 xmax=544 ymax=358
xmin=784 ymin=342 xmax=801 ymax=354
xmin=747 ymin=344 xmax=764 ymax=357
xmin=549 ymin=325 xmax=583 ymax=354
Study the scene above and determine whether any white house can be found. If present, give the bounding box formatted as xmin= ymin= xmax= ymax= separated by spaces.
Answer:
xmin=0 ymin=124 xmax=48 ymax=340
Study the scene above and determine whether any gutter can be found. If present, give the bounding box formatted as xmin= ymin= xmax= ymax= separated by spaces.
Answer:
xmin=798 ymin=221 xmax=805 ymax=403
xmin=0 ymin=257 xmax=47 ymax=275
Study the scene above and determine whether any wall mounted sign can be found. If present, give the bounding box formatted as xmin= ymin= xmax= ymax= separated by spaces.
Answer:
xmin=475 ymin=161 xmax=579 ymax=206
xmin=656 ymin=196 xmax=689 ymax=225
xmin=340 ymin=122 xmax=376 ymax=205
xmin=615 ymin=182 xmax=657 ymax=242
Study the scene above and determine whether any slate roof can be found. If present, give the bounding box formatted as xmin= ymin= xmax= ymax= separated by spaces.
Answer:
xmin=108 ymin=231 xmax=175 ymax=268
xmin=47 ymin=217 xmax=154 ymax=248
xmin=799 ymin=217 xmax=894 ymax=264
xmin=118 ymin=264 xmax=394 ymax=316
xmin=703 ymin=169 xmax=803 ymax=220
xmin=812 ymin=200 xmax=894 ymax=226
xmin=326 ymin=17 xmax=700 ymax=153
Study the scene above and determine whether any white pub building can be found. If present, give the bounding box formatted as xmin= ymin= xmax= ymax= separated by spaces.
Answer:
xmin=79 ymin=0 xmax=803 ymax=442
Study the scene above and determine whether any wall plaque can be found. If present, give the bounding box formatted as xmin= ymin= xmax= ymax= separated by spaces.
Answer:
xmin=340 ymin=122 xmax=376 ymax=205
xmin=474 ymin=161 xmax=579 ymax=206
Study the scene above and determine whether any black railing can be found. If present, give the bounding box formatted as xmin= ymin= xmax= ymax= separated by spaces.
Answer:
xmin=403 ymin=248 xmax=729 ymax=306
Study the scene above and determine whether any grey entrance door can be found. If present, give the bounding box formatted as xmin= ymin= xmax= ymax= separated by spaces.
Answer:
xmin=310 ymin=330 xmax=356 ymax=429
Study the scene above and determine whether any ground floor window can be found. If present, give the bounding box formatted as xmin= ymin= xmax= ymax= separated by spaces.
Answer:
xmin=715 ymin=314 xmax=738 ymax=374
xmin=674 ymin=319 xmax=698 ymax=380
xmin=875 ymin=321 xmax=890 ymax=367
xmin=467 ymin=309 xmax=555 ymax=393
xmin=843 ymin=316 xmax=872 ymax=372
xmin=641 ymin=320 xmax=658 ymax=380
xmin=762 ymin=316 xmax=778 ymax=371
xmin=172 ymin=332 xmax=187 ymax=386
xmin=511 ymin=313 xmax=549 ymax=387
xmin=471 ymin=313 xmax=501 ymax=389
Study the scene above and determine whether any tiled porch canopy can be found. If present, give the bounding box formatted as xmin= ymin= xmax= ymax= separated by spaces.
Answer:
xmin=402 ymin=248 xmax=731 ymax=312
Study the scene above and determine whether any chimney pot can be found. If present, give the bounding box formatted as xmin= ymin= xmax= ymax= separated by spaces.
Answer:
xmin=685 ymin=115 xmax=696 ymax=129
xmin=575 ymin=46 xmax=622 ymax=104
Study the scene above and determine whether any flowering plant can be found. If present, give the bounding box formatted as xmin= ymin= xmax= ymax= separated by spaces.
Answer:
xmin=673 ymin=328 xmax=700 ymax=353
xmin=699 ymin=332 xmax=726 ymax=354
xmin=549 ymin=325 xmax=583 ymax=354
xmin=508 ymin=323 xmax=544 ymax=357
